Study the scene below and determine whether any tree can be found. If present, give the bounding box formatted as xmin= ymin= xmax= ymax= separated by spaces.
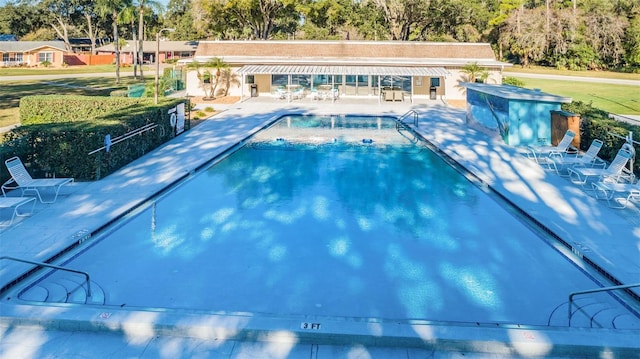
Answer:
xmin=223 ymin=0 xmax=299 ymax=39
xmin=0 ymin=2 xmax=48 ymax=38
xmin=137 ymin=0 xmax=163 ymax=80
xmin=624 ymin=14 xmax=640 ymax=68
xmin=119 ymin=3 xmax=139 ymax=78
xmin=165 ymin=0 xmax=205 ymax=40
xmin=582 ymin=1 xmax=628 ymax=68
xmin=344 ymin=1 xmax=388 ymax=40
xmin=220 ymin=67 xmax=240 ymax=96
xmin=186 ymin=60 xmax=206 ymax=96
xmin=367 ymin=0 xmax=429 ymax=40
xmin=79 ymin=1 xmax=105 ymax=54
xmin=461 ymin=62 xmax=489 ymax=83
xmin=501 ymin=7 xmax=547 ymax=66
xmin=42 ymin=0 xmax=84 ymax=51
xmin=298 ymin=0 xmax=349 ymax=38
xmin=96 ymin=0 xmax=131 ymax=84
xmin=204 ymin=57 xmax=229 ymax=99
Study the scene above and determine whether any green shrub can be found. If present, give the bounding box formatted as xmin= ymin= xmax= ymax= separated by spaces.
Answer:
xmin=502 ymin=77 xmax=525 ymax=87
xmin=563 ymin=101 xmax=640 ymax=176
xmin=195 ymin=111 xmax=207 ymax=118
xmin=19 ymin=95 xmax=153 ymax=125
xmin=3 ymin=97 xmax=188 ymax=182
xmin=204 ymin=106 xmax=215 ymax=112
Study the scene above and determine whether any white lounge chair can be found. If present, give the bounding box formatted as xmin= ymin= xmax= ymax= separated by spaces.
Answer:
xmin=0 ymin=196 xmax=35 ymax=226
xmin=2 ymin=156 xmax=74 ymax=203
xmin=528 ymin=130 xmax=577 ymax=163
xmin=567 ymin=148 xmax=633 ymax=186
xmin=547 ymin=139 xmax=606 ymax=175
xmin=592 ymin=181 xmax=640 ymax=209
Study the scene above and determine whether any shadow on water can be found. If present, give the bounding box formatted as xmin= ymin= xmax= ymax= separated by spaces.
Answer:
xmin=23 ymin=113 xmax=637 ymax=330
xmin=3 ymin=105 xmax=638 ymax=358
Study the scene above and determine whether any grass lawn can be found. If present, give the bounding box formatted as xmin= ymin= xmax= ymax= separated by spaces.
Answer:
xmin=503 ymin=66 xmax=640 ymax=81
xmin=506 ymin=77 xmax=640 ymax=115
xmin=0 ymin=77 xmax=145 ymax=128
xmin=0 ymin=64 xmax=154 ymax=76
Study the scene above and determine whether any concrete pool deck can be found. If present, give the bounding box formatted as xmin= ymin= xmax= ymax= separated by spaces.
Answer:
xmin=0 ymin=98 xmax=638 ymax=358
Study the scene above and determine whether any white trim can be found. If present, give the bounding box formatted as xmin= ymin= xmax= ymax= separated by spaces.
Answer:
xmin=236 ymin=65 xmax=450 ymax=77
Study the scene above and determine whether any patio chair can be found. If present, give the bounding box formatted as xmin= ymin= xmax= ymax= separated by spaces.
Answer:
xmin=310 ymin=88 xmax=321 ymax=100
xmin=527 ymin=130 xmax=577 ymax=163
xmin=567 ymin=148 xmax=633 ymax=186
xmin=592 ymin=180 xmax=640 ymax=209
xmin=2 ymin=156 xmax=74 ymax=203
xmin=292 ymin=87 xmax=305 ymax=100
xmin=0 ymin=196 xmax=35 ymax=226
xmin=547 ymin=139 xmax=606 ymax=175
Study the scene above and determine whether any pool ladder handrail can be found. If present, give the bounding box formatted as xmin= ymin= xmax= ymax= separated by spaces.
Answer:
xmin=0 ymin=256 xmax=92 ymax=297
xmin=398 ymin=110 xmax=419 ymax=126
xmin=567 ymin=282 xmax=640 ymax=325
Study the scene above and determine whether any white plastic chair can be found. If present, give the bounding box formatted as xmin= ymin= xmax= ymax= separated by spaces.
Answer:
xmin=527 ymin=130 xmax=577 ymax=163
xmin=2 ymin=156 xmax=74 ymax=203
xmin=0 ymin=197 xmax=35 ymax=226
xmin=547 ymin=139 xmax=606 ymax=175
xmin=592 ymin=181 xmax=640 ymax=209
xmin=568 ymin=148 xmax=633 ymax=186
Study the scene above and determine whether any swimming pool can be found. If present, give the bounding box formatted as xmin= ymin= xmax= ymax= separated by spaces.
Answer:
xmin=9 ymin=115 xmax=639 ymax=330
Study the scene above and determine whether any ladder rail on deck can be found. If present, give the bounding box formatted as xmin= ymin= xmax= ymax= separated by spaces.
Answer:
xmin=0 ymin=256 xmax=92 ymax=297
xmin=398 ymin=110 xmax=419 ymax=126
xmin=568 ymin=283 xmax=640 ymax=325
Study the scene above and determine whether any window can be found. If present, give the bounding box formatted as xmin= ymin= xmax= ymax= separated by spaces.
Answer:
xmin=430 ymin=77 xmax=440 ymax=87
xmin=3 ymin=53 xmax=23 ymax=63
xmin=246 ymin=75 xmax=255 ymax=84
xmin=38 ymin=52 xmax=53 ymax=63
xmin=271 ymin=74 xmax=288 ymax=87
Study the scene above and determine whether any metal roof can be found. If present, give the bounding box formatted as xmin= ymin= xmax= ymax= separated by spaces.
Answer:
xmin=236 ymin=65 xmax=450 ymax=77
xmin=463 ymin=83 xmax=572 ymax=103
xmin=0 ymin=41 xmax=68 ymax=53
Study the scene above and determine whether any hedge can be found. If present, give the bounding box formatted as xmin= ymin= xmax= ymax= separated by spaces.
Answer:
xmin=563 ymin=101 xmax=640 ymax=176
xmin=1 ymin=96 xmax=189 ymax=182
xmin=19 ymin=95 xmax=156 ymax=125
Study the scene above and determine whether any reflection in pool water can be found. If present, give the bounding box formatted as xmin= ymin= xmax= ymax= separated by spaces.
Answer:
xmin=16 ymin=115 xmax=631 ymax=326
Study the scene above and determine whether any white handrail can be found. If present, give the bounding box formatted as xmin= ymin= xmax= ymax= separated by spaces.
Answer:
xmin=0 ymin=256 xmax=92 ymax=297
xmin=88 ymin=123 xmax=158 ymax=155
xmin=568 ymin=283 xmax=640 ymax=325
xmin=398 ymin=110 xmax=419 ymax=126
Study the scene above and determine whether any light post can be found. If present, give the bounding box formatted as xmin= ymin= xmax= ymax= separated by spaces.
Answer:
xmin=155 ymin=28 xmax=175 ymax=104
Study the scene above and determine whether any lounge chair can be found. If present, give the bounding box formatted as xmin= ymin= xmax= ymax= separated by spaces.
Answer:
xmin=2 ymin=156 xmax=74 ymax=203
xmin=527 ymin=130 xmax=577 ymax=163
xmin=0 ymin=196 xmax=35 ymax=226
xmin=567 ymin=148 xmax=633 ymax=186
xmin=547 ymin=139 xmax=606 ymax=175
xmin=592 ymin=181 xmax=640 ymax=209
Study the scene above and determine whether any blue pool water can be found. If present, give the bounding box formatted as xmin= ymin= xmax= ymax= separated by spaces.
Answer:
xmin=14 ymin=115 xmax=636 ymax=326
